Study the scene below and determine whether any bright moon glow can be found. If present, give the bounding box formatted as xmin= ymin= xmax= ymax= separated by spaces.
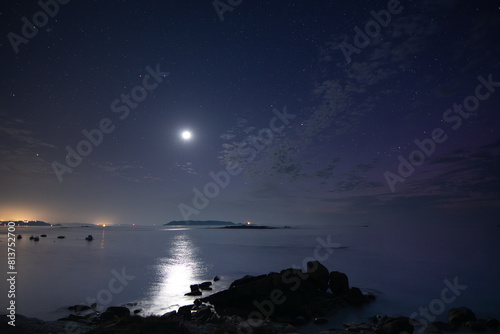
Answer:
xmin=181 ymin=130 xmax=192 ymax=140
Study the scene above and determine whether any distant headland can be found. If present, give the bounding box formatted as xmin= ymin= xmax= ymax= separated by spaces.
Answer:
xmin=164 ymin=220 xmax=291 ymax=229
xmin=164 ymin=220 xmax=236 ymax=226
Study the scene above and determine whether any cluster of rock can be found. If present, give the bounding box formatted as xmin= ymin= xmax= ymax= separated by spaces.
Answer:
xmin=199 ymin=261 xmax=374 ymax=323
xmin=185 ymin=281 xmax=214 ymax=296
xmin=2 ymin=262 xmax=499 ymax=334
xmin=337 ymin=307 xmax=499 ymax=334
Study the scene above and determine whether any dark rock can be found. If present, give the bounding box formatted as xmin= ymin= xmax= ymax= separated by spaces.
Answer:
xmin=376 ymin=316 xmax=414 ymax=334
xmin=343 ymin=321 xmax=373 ymax=331
xmin=161 ymin=310 xmax=177 ymax=319
xmin=68 ymin=304 xmax=91 ymax=312
xmin=99 ymin=311 xmax=117 ymax=322
xmin=214 ymin=276 xmax=220 ymax=281
xmin=192 ymin=304 xmax=220 ymax=324
xmin=348 ymin=287 xmax=366 ymax=305
xmin=424 ymin=323 xmax=442 ymax=334
xmin=186 ymin=284 xmax=202 ymax=296
xmin=314 ymin=317 xmax=328 ymax=324
xmin=486 ymin=318 xmax=500 ymax=330
xmin=105 ymin=306 xmax=130 ymax=318
xmin=199 ymin=281 xmax=213 ymax=291
xmin=467 ymin=320 xmax=488 ymax=331
xmin=202 ymin=264 xmax=374 ymax=322
xmin=282 ymin=324 xmax=299 ymax=333
xmin=185 ymin=290 xmax=202 ymax=296
xmin=293 ymin=316 xmax=308 ymax=326
xmin=97 ymin=308 xmax=125 ymax=322
xmin=306 ymin=261 xmax=330 ymax=291
xmin=199 ymin=281 xmax=212 ymax=289
xmin=430 ymin=321 xmax=452 ymax=331
xmin=133 ymin=309 xmax=142 ymax=314
xmin=329 ymin=271 xmax=350 ymax=295
xmin=178 ymin=305 xmax=193 ymax=320
xmin=230 ymin=274 xmax=268 ymax=288
xmin=57 ymin=314 xmax=89 ymax=323
xmin=448 ymin=307 xmax=477 ymax=328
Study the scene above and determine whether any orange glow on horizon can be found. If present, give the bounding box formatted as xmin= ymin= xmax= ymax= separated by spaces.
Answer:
xmin=0 ymin=205 xmax=48 ymax=222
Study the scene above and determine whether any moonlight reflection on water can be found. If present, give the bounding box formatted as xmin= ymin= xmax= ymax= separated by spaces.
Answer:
xmin=147 ymin=233 xmax=207 ymax=314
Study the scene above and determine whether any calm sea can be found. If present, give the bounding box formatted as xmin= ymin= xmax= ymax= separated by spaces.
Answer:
xmin=1 ymin=223 xmax=499 ymax=327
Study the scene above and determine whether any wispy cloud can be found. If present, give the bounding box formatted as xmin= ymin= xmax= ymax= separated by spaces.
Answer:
xmin=92 ymin=160 xmax=168 ymax=183
xmin=175 ymin=161 xmax=198 ymax=175
xmin=0 ymin=116 xmax=56 ymax=176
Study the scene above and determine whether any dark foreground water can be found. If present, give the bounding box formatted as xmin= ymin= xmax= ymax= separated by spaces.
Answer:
xmin=1 ymin=223 xmax=499 ymax=328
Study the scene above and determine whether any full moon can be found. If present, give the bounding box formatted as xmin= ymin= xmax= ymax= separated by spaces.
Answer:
xmin=181 ymin=130 xmax=192 ymax=140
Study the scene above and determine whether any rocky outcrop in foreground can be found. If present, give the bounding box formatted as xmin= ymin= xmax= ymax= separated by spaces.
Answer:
xmin=199 ymin=261 xmax=374 ymax=322
xmin=1 ymin=262 xmax=498 ymax=334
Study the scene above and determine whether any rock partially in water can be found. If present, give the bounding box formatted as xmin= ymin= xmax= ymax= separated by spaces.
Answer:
xmin=68 ymin=304 xmax=91 ymax=313
xmin=99 ymin=306 xmax=130 ymax=322
xmin=202 ymin=262 xmax=374 ymax=323
xmin=199 ymin=281 xmax=213 ymax=290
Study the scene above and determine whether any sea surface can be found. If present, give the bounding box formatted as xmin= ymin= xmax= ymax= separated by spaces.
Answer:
xmin=1 ymin=223 xmax=499 ymax=329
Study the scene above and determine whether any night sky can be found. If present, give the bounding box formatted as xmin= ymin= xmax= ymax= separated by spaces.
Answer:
xmin=1 ymin=0 xmax=499 ymax=226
